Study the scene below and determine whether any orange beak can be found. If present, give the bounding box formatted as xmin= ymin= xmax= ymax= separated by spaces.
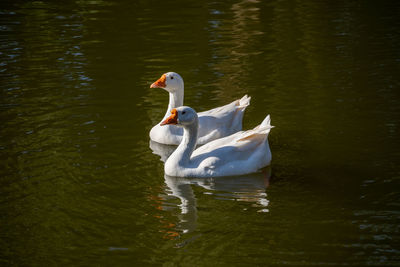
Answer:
xmin=161 ymin=108 xmax=178 ymax=126
xmin=150 ymin=74 xmax=166 ymax=88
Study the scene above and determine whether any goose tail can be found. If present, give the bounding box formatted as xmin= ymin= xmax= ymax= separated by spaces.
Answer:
xmin=260 ymin=114 xmax=272 ymax=128
xmin=258 ymin=114 xmax=274 ymax=134
xmin=238 ymin=115 xmax=273 ymax=142
xmin=238 ymin=95 xmax=251 ymax=109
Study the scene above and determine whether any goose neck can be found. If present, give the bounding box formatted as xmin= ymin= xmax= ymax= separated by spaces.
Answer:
xmin=164 ymin=88 xmax=184 ymax=119
xmin=168 ymin=119 xmax=198 ymax=167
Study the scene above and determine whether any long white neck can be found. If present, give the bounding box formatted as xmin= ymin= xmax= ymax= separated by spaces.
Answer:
xmin=166 ymin=118 xmax=198 ymax=169
xmin=163 ymin=88 xmax=184 ymax=119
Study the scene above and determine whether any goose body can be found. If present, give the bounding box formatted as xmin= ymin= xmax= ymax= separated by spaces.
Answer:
xmin=161 ymin=106 xmax=273 ymax=178
xmin=149 ymin=72 xmax=250 ymax=145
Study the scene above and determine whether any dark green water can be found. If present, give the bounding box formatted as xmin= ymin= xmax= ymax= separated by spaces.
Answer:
xmin=1 ymin=0 xmax=400 ymax=265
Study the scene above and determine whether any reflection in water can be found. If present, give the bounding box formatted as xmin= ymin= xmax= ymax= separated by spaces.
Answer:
xmin=207 ymin=0 xmax=263 ymax=101
xmin=149 ymin=140 xmax=177 ymax=162
xmin=162 ymin=168 xmax=271 ymax=237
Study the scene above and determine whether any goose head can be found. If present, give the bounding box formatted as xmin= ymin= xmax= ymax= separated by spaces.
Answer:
xmin=150 ymin=72 xmax=184 ymax=93
xmin=161 ymin=106 xmax=198 ymax=127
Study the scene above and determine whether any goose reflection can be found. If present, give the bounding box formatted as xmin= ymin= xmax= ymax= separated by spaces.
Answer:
xmin=163 ymin=167 xmax=271 ymax=235
xmin=149 ymin=140 xmax=177 ymax=162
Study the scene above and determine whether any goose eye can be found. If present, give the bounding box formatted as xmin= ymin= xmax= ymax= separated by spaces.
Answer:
xmin=182 ymin=111 xmax=186 ymax=115
xmin=170 ymin=76 xmax=174 ymax=79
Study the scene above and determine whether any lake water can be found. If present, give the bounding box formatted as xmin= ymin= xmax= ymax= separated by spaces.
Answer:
xmin=1 ymin=0 xmax=400 ymax=265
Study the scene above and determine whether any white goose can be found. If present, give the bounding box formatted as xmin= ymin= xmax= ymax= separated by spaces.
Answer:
xmin=149 ymin=72 xmax=250 ymax=145
xmin=161 ymin=106 xmax=273 ymax=177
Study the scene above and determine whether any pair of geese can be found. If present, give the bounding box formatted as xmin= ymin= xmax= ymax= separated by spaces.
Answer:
xmin=149 ymin=72 xmax=273 ymax=178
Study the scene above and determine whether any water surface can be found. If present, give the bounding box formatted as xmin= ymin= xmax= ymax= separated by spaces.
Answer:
xmin=1 ymin=0 xmax=400 ymax=265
